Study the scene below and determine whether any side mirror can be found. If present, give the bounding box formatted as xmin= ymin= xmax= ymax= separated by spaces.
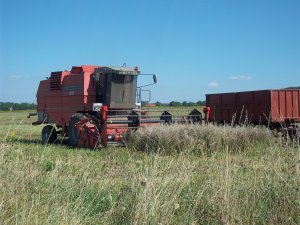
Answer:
xmin=137 ymin=73 xmax=157 ymax=88
xmin=153 ymin=75 xmax=157 ymax=84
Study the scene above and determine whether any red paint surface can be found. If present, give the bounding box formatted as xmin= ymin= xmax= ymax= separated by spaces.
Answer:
xmin=206 ymin=90 xmax=300 ymax=124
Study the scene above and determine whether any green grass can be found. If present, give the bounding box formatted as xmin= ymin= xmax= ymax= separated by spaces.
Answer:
xmin=0 ymin=110 xmax=300 ymax=224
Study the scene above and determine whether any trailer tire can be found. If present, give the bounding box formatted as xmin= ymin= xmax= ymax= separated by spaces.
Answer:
xmin=42 ymin=125 xmax=57 ymax=144
xmin=68 ymin=113 xmax=84 ymax=147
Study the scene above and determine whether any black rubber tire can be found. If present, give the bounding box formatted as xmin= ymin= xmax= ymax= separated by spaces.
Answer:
xmin=68 ymin=113 xmax=84 ymax=147
xmin=41 ymin=125 xmax=57 ymax=144
xmin=188 ymin=109 xmax=202 ymax=124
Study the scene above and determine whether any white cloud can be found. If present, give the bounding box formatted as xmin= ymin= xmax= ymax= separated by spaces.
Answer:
xmin=9 ymin=75 xmax=23 ymax=79
xmin=229 ymin=76 xmax=239 ymax=80
xmin=229 ymin=75 xmax=252 ymax=80
xmin=208 ymin=81 xmax=219 ymax=88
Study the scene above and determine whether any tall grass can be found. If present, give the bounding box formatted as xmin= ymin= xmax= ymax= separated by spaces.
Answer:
xmin=129 ymin=124 xmax=274 ymax=155
xmin=0 ymin=111 xmax=300 ymax=224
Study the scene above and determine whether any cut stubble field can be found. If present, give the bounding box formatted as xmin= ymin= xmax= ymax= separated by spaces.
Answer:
xmin=0 ymin=109 xmax=299 ymax=225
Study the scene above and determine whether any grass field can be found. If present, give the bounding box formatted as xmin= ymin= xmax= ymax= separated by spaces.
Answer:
xmin=0 ymin=110 xmax=300 ymax=225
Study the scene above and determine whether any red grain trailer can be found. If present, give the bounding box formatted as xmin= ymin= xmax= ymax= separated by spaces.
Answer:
xmin=206 ymin=89 xmax=300 ymax=127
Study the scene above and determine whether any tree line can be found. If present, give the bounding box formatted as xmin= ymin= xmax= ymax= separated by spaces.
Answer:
xmin=285 ymin=86 xmax=300 ymax=89
xmin=1 ymin=101 xmax=205 ymax=111
xmin=0 ymin=102 xmax=37 ymax=111
xmin=155 ymin=100 xmax=206 ymax=107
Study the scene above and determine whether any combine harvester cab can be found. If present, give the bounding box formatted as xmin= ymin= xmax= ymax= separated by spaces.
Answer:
xmin=29 ymin=65 xmax=205 ymax=148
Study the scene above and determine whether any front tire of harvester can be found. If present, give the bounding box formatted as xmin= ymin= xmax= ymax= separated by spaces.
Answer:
xmin=68 ymin=113 xmax=84 ymax=147
xmin=41 ymin=125 xmax=57 ymax=144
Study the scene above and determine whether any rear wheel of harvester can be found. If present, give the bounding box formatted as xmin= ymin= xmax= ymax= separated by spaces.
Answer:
xmin=41 ymin=125 xmax=57 ymax=144
xmin=68 ymin=113 xmax=84 ymax=147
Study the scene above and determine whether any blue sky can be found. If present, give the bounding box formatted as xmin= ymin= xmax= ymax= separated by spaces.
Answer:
xmin=0 ymin=0 xmax=299 ymax=103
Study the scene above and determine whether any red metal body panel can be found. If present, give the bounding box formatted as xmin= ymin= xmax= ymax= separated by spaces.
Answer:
xmin=271 ymin=90 xmax=300 ymax=122
xmin=206 ymin=89 xmax=300 ymax=125
xmin=36 ymin=65 xmax=101 ymax=127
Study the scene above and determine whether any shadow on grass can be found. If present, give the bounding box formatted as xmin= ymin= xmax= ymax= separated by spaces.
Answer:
xmin=6 ymin=137 xmax=70 ymax=147
xmin=6 ymin=138 xmax=123 ymax=151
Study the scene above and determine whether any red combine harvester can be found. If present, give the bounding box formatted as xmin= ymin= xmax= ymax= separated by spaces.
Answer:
xmin=206 ymin=89 xmax=300 ymax=136
xmin=29 ymin=65 xmax=203 ymax=148
xmin=29 ymin=65 xmax=157 ymax=148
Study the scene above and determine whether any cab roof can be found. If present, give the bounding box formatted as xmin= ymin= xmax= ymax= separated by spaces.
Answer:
xmin=95 ymin=66 xmax=140 ymax=75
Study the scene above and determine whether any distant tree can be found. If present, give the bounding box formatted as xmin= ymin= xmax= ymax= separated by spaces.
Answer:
xmin=285 ymin=86 xmax=300 ymax=89
xmin=0 ymin=102 xmax=36 ymax=111
xmin=155 ymin=101 xmax=162 ymax=106
xmin=169 ymin=101 xmax=182 ymax=107
xmin=167 ymin=100 xmax=205 ymax=107
xmin=196 ymin=100 xmax=205 ymax=106
xmin=182 ymin=101 xmax=198 ymax=106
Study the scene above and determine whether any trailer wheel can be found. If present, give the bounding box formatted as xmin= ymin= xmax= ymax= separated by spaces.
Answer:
xmin=68 ymin=113 xmax=84 ymax=147
xmin=42 ymin=125 xmax=57 ymax=144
